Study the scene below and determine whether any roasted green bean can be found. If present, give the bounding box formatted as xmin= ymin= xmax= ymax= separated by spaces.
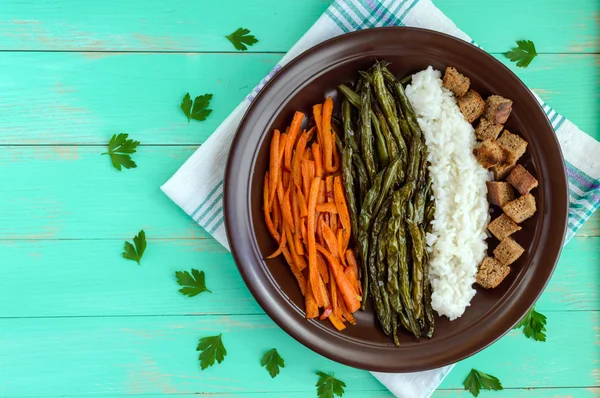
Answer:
xmin=370 ymin=198 xmax=392 ymax=335
xmin=352 ymin=153 xmax=370 ymax=203
xmin=370 ymin=105 xmax=390 ymax=168
xmin=406 ymin=219 xmax=425 ymax=324
xmin=360 ymin=82 xmax=378 ymax=182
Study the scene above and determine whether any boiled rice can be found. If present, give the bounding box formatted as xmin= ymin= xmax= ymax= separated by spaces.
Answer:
xmin=406 ymin=66 xmax=490 ymax=320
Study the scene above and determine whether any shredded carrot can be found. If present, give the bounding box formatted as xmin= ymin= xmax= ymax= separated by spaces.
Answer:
xmin=328 ymin=313 xmax=346 ymax=331
xmin=268 ymin=130 xmax=280 ymax=209
xmin=312 ymin=142 xmax=323 ymax=178
xmin=315 ymin=202 xmax=338 ymax=213
xmin=322 ymin=97 xmax=335 ymax=172
xmin=317 ymin=244 xmax=361 ymax=313
xmin=285 ymin=112 xmax=305 ymax=171
xmin=307 ymin=177 xmax=325 ymax=307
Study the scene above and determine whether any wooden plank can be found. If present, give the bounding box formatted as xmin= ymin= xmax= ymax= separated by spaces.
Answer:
xmin=0 ymin=237 xmax=597 ymax=318
xmin=0 ymin=53 xmax=597 ymax=145
xmin=1 ymin=146 xmax=597 ymax=240
xmin=0 ymin=0 xmax=596 ymax=53
xmin=0 ymin=312 xmax=596 ymax=396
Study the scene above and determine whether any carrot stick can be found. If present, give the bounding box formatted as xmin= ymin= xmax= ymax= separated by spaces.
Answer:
xmin=312 ymin=142 xmax=323 ymax=178
xmin=305 ymin=280 xmax=319 ymax=319
xmin=306 ymin=126 xmax=316 ymax=142
xmin=330 ymin=132 xmax=340 ymax=172
xmin=292 ymin=187 xmax=303 ymax=256
xmin=268 ymin=130 xmax=280 ymax=209
xmin=337 ymin=289 xmax=356 ymax=325
xmin=333 ymin=176 xmax=351 ymax=232
xmin=345 ymin=249 xmax=361 ymax=295
xmin=283 ymin=170 xmax=290 ymax=189
xmin=328 ymin=313 xmax=346 ymax=331
xmin=282 ymin=186 xmax=294 ymax=229
xmin=272 ymin=198 xmax=281 ymax=231
xmin=316 ymin=213 xmax=325 ymax=246
xmin=281 ymin=245 xmax=306 ymax=296
xmin=318 ymin=180 xmax=326 ymax=204
xmin=285 ymin=111 xmax=305 ymax=171
xmin=330 ymin=269 xmax=341 ymax=320
xmin=317 ymin=244 xmax=361 ymax=312
xmin=307 ymin=177 xmax=325 ymax=307
xmin=284 ymin=226 xmax=307 ymax=271
xmin=297 ymin=190 xmax=308 ymax=217
xmin=317 ymin=274 xmax=330 ymax=309
xmin=264 ymin=173 xmax=281 ymax=240
xmin=301 ymin=160 xmax=310 ymax=199
xmin=319 ymin=306 xmax=333 ymax=320
xmin=292 ymin=133 xmax=308 ymax=192
xmin=279 ymin=133 xmax=288 ymax=161
xmin=320 ymin=220 xmax=340 ymax=260
xmin=313 ymin=104 xmax=323 ymax=146
xmin=322 ymin=97 xmax=335 ymax=172
xmin=305 ymin=146 xmax=313 ymax=161
xmin=266 ymin=227 xmax=287 ymax=259
xmin=301 ymin=218 xmax=308 ymax=245
xmin=316 ymin=253 xmax=329 ymax=284
xmin=315 ymin=202 xmax=338 ymax=213
xmin=336 ymin=229 xmax=346 ymax=267
xmin=307 ymin=161 xmax=315 ymax=183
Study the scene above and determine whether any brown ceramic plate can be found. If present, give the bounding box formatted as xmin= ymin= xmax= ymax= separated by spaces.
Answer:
xmin=224 ymin=27 xmax=568 ymax=372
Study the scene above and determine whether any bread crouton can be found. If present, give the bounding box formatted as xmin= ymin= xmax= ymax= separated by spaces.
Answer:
xmin=475 ymin=118 xmax=504 ymax=141
xmin=486 ymin=181 xmax=516 ymax=206
xmin=443 ymin=66 xmax=470 ymax=97
xmin=484 ymin=95 xmax=513 ymax=124
xmin=476 ymin=257 xmax=510 ymax=289
xmin=496 ymin=130 xmax=528 ymax=165
xmin=493 ymin=237 xmax=525 ymax=266
xmin=491 ymin=162 xmax=516 ymax=180
xmin=457 ymin=89 xmax=485 ymax=123
xmin=506 ymin=164 xmax=539 ymax=195
xmin=473 ymin=140 xmax=505 ymax=168
xmin=488 ymin=213 xmax=522 ymax=240
xmin=502 ymin=193 xmax=537 ymax=223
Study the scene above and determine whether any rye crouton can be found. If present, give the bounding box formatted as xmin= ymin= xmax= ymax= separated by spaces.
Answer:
xmin=502 ymin=193 xmax=537 ymax=223
xmin=475 ymin=118 xmax=504 ymax=141
xmin=496 ymin=130 xmax=528 ymax=165
xmin=484 ymin=95 xmax=513 ymax=124
xmin=473 ymin=140 xmax=505 ymax=168
xmin=506 ymin=164 xmax=539 ymax=195
xmin=491 ymin=162 xmax=516 ymax=180
xmin=443 ymin=67 xmax=470 ymax=97
xmin=488 ymin=213 xmax=522 ymax=240
xmin=457 ymin=90 xmax=485 ymax=123
xmin=493 ymin=237 xmax=525 ymax=266
xmin=476 ymin=257 xmax=510 ymax=289
xmin=486 ymin=181 xmax=516 ymax=206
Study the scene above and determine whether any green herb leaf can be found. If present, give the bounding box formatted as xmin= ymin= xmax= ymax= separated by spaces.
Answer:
xmin=463 ymin=369 xmax=503 ymax=397
xmin=175 ymin=269 xmax=211 ymax=297
xmin=260 ymin=348 xmax=284 ymax=378
xmin=180 ymin=92 xmax=213 ymax=122
xmin=197 ymin=334 xmax=227 ymax=370
xmin=513 ymin=306 xmax=547 ymax=341
xmin=122 ymin=230 xmax=146 ymax=265
xmin=316 ymin=371 xmax=346 ymax=398
xmin=504 ymin=40 xmax=537 ymax=68
xmin=102 ymin=133 xmax=140 ymax=171
xmin=226 ymin=27 xmax=258 ymax=51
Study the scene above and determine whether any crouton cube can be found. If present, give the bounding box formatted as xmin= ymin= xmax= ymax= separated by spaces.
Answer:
xmin=502 ymin=193 xmax=537 ymax=223
xmin=496 ymin=130 xmax=528 ymax=165
xmin=475 ymin=118 xmax=504 ymax=141
xmin=442 ymin=66 xmax=470 ymax=97
xmin=488 ymin=213 xmax=522 ymax=240
xmin=493 ymin=237 xmax=525 ymax=266
xmin=486 ymin=181 xmax=516 ymax=206
xmin=506 ymin=164 xmax=539 ymax=195
xmin=491 ymin=162 xmax=516 ymax=180
xmin=473 ymin=140 xmax=506 ymax=168
xmin=476 ymin=257 xmax=510 ymax=289
xmin=484 ymin=95 xmax=513 ymax=124
xmin=457 ymin=89 xmax=485 ymax=123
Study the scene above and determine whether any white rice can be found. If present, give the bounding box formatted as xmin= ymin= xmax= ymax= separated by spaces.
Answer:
xmin=406 ymin=66 xmax=490 ymax=320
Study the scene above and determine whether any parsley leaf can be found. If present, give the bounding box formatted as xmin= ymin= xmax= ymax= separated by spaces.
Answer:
xmin=260 ymin=348 xmax=284 ymax=378
xmin=504 ymin=40 xmax=537 ymax=68
xmin=197 ymin=334 xmax=227 ymax=370
xmin=102 ymin=133 xmax=140 ymax=171
xmin=463 ymin=369 xmax=503 ymax=397
xmin=513 ymin=306 xmax=547 ymax=341
xmin=316 ymin=371 xmax=346 ymax=398
xmin=226 ymin=28 xmax=258 ymax=51
xmin=175 ymin=269 xmax=211 ymax=297
xmin=122 ymin=230 xmax=146 ymax=265
xmin=180 ymin=92 xmax=213 ymax=122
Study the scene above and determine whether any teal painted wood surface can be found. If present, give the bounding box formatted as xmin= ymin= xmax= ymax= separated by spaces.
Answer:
xmin=0 ymin=1 xmax=598 ymax=397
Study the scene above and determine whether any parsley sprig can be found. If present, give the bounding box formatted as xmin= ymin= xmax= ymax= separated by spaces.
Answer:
xmin=197 ymin=334 xmax=227 ymax=370
xmin=102 ymin=133 xmax=140 ymax=171
xmin=261 ymin=348 xmax=284 ymax=378
xmin=226 ymin=28 xmax=258 ymax=51
xmin=176 ymin=269 xmax=211 ymax=297
xmin=122 ymin=230 xmax=146 ymax=265
xmin=181 ymin=93 xmax=213 ymax=122
xmin=513 ymin=306 xmax=547 ymax=341
xmin=504 ymin=40 xmax=537 ymax=68
xmin=463 ymin=368 xmax=503 ymax=397
xmin=316 ymin=371 xmax=346 ymax=398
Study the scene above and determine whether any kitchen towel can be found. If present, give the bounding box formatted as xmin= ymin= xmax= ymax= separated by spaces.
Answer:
xmin=161 ymin=0 xmax=600 ymax=396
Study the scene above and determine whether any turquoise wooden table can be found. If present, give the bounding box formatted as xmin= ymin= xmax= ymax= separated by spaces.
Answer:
xmin=0 ymin=1 xmax=598 ymax=397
